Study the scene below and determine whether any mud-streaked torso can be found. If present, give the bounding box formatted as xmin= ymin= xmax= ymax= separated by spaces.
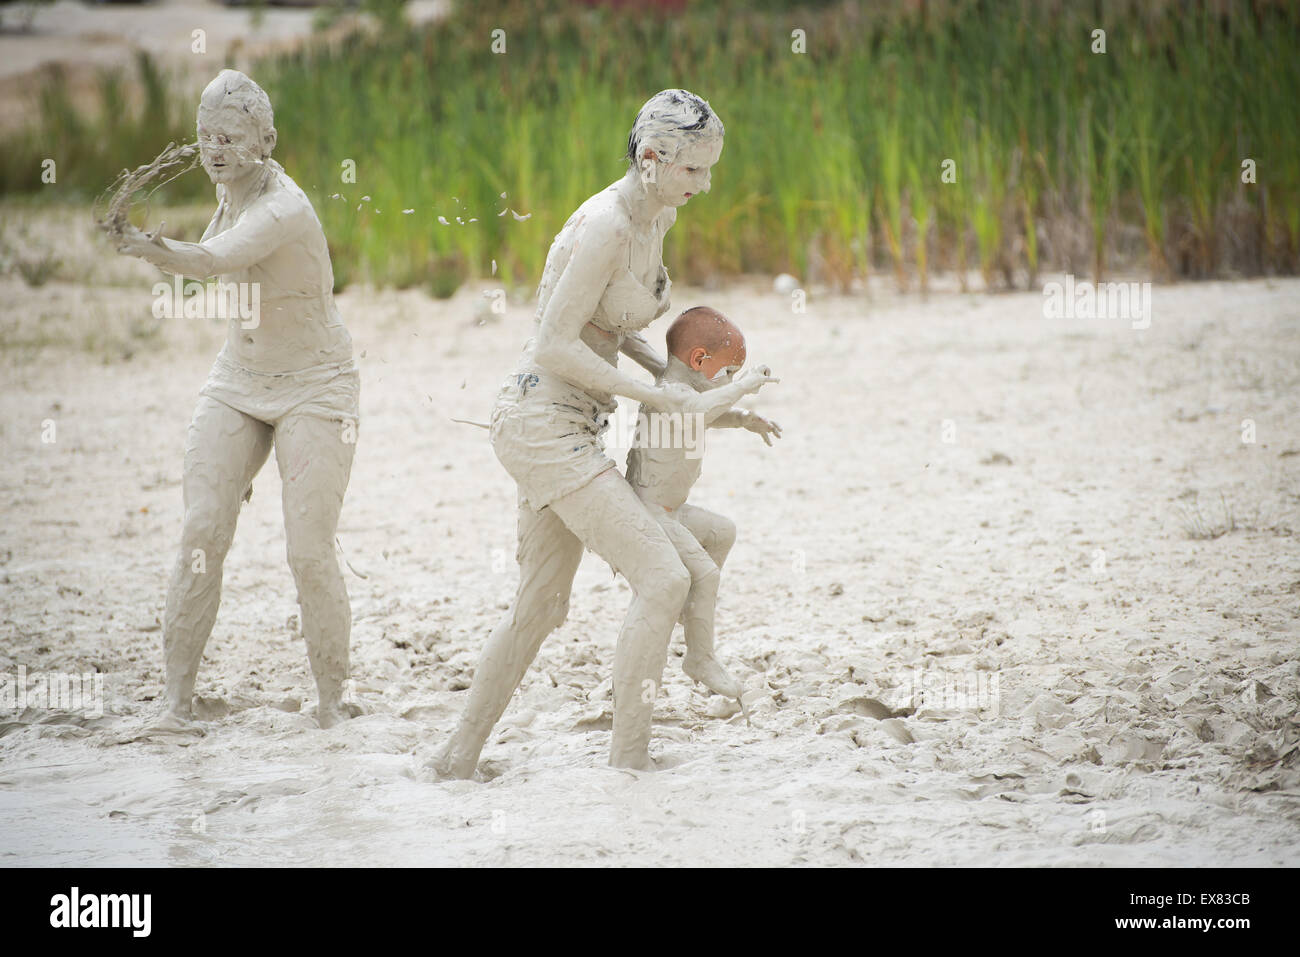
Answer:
xmin=209 ymin=167 xmax=352 ymax=374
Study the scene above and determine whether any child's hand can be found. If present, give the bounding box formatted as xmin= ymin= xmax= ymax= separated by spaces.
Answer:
xmin=732 ymin=364 xmax=779 ymax=394
xmin=742 ymin=412 xmax=782 ymax=446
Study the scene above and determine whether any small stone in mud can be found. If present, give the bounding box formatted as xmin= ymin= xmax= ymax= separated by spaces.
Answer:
xmin=1025 ymin=694 xmax=1073 ymax=730
xmin=193 ymin=696 xmax=230 ymax=720
xmin=1241 ymin=679 xmax=1273 ymax=703
xmin=706 ymin=696 xmax=740 ymax=719
xmin=836 ymin=696 xmax=898 ymax=719
xmin=572 ymin=707 xmax=612 ymax=730
xmin=879 ymin=718 xmax=915 ymax=744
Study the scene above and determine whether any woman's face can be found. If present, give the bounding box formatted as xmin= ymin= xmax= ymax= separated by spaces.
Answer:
xmin=196 ymin=107 xmax=265 ymax=185
xmin=648 ymin=137 xmax=723 ymax=208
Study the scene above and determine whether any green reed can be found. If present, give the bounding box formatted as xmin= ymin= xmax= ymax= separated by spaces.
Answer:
xmin=2 ymin=0 xmax=1296 ymax=292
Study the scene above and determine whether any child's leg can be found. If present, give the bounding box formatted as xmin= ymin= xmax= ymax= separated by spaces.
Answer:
xmin=654 ymin=509 xmax=743 ymax=701
xmin=675 ymin=503 xmax=737 ymax=572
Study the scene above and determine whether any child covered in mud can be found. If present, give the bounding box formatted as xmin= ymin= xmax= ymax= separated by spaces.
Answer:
xmin=625 ymin=306 xmax=781 ymax=711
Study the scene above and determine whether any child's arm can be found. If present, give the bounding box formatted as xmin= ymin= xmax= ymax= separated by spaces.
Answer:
xmin=711 ymin=409 xmax=745 ymax=428
xmin=694 ymin=366 xmax=778 ymax=427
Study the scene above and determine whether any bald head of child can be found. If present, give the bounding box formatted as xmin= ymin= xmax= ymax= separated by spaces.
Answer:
xmin=666 ymin=306 xmax=747 ymax=384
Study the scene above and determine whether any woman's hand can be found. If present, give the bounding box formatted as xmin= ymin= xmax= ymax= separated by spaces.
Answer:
xmin=110 ymin=222 xmax=169 ymax=262
xmin=648 ymin=381 xmax=711 ymax=417
xmin=652 ymin=365 xmax=780 ymax=419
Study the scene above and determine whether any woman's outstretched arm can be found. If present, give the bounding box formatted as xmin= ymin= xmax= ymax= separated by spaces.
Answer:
xmin=112 ymin=191 xmax=309 ymax=279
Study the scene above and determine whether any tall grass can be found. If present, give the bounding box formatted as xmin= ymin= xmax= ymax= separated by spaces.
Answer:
xmin=2 ymin=0 xmax=1297 ymax=292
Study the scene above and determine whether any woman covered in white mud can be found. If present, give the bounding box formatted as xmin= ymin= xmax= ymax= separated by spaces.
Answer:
xmin=103 ymin=70 xmax=360 ymax=731
xmin=437 ymin=89 xmax=774 ymax=777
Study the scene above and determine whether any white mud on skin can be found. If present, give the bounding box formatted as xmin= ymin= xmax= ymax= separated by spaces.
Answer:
xmin=1 ymin=275 xmax=1298 ymax=866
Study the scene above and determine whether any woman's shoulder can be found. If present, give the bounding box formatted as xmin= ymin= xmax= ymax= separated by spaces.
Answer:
xmin=248 ymin=168 xmax=317 ymax=230
xmin=568 ymin=184 xmax=635 ymax=245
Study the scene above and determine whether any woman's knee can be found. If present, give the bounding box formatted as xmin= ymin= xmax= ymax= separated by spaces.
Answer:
xmin=627 ymin=546 xmax=691 ymax=609
xmin=538 ymin=590 xmax=571 ymax=635
xmin=179 ymin=501 xmax=238 ymax=562
xmin=282 ymin=494 xmax=345 ymax=582
xmin=285 ymin=534 xmax=339 ymax=583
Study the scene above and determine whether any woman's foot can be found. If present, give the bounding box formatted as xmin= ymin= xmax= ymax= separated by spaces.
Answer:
xmin=316 ymin=700 xmax=362 ymax=729
xmin=428 ymin=739 xmax=480 ymax=781
xmin=608 ymin=748 xmax=657 ymax=772
xmin=129 ymin=704 xmax=205 ymax=741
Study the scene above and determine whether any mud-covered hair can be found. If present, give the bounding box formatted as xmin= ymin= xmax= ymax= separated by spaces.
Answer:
xmin=198 ymin=70 xmax=276 ymax=156
xmin=626 ymin=89 xmax=725 ymax=167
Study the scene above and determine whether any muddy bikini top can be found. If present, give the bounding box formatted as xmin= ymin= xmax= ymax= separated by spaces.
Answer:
xmin=589 ymin=265 xmax=664 ymax=334
xmin=588 ymin=194 xmax=667 ymax=335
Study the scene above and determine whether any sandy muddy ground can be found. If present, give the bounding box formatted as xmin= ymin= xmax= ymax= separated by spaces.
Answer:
xmin=1 ymin=207 xmax=1298 ymax=866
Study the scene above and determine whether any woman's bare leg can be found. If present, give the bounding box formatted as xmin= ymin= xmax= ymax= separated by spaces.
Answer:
xmin=548 ymin=470 xmax=690 ymax=770
xmin=274 ymin=412 xmax=357 ymax=728
xmin=162 ymin=396 xmax=273 ymax=723
xmin=439 ymin=470 xmax=689 ymax=776
xmin=437 ymin=496 xmax=587 ymax=778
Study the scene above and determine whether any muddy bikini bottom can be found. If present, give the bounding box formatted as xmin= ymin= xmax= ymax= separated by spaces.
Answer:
xmin=200 ymin=353 xmax=360 ymax=427
xmin=490 ymin=371 xmax=618 ymax=511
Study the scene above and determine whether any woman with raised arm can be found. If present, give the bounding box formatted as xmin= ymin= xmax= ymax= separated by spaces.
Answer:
xmin=105 ymin=70 xmax=360 ymax=730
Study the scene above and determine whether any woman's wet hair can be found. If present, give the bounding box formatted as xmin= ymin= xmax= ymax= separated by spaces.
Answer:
xmin=626 ymin=89 xmax=725 ymax=167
